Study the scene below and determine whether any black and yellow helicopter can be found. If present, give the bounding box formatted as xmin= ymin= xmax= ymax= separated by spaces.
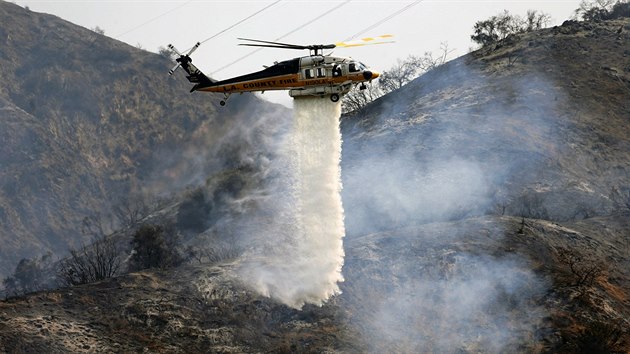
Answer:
xmin=168 ymin=36 xmax=391 ymax=105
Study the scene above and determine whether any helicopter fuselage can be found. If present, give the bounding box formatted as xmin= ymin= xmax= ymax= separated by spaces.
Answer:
xmin=195 ymin=55 xmax=378 ymax=99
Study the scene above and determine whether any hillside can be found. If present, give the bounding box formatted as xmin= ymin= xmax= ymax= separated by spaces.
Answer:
xmin=0 ymin=1 xmax=289 ymax=277
xmin=1 ymin=215 xmax=628 ymax=352
xmin=341 ymin=18 xmax=630 ymax=233
xmin=1 ymin=5 xmax=630 ymax=354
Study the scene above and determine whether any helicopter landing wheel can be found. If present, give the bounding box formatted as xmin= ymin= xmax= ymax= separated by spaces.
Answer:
xmin=330 ymin=93 xmax=340 ymax=102
xmin=220 ymin=100 xmax=226 ymax=106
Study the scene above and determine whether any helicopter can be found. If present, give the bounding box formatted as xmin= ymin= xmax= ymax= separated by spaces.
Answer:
xmin=167 ymin=36 xmax=390 ymax=106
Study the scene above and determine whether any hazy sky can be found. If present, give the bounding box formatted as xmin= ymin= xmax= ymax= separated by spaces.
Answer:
xmin=16 ymin=0 xmax=582 ymax=106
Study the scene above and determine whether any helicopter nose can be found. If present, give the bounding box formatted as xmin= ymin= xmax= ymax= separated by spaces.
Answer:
xmin=363 ymin=70 xmax=379 ymax=80
xmin=371 ymin=70 xmax=379 ymax=79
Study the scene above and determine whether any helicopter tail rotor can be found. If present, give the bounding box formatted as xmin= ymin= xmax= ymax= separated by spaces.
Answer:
xmin=167 ymin=42 xmax=201 ymax=75
xmin=168 ymin=61 xmax=181 ymax=76
xmin=166 ymin=42 xmax=215 ymax=91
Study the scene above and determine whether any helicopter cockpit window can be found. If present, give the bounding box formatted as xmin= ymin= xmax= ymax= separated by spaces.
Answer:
xmin=348 ymin=62 xmax=360 ymax=73
xmin=316 ymin=67 xmax=326 ymax=78
xmin=305 ymin=69 xmax=314 ymax=79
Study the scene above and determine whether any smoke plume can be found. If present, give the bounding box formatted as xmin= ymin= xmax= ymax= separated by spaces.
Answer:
xmin=337 ymin=60 xmax=564 ymax=351
xmin=237 ymin=96 xmax=345 ymax=309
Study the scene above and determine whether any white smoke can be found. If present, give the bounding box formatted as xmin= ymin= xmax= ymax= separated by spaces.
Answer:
xmin=237 ymin=96 xmax=345 ymax=309
xmin=337 ymin=61 xmax=563 ymax=351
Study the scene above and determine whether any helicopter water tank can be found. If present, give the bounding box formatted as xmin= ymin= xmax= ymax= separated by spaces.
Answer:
xmin=300 ymin=56 xmax=325 ymax=67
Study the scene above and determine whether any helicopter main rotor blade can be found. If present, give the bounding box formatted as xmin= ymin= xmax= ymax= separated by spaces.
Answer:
xmin=335 ymin=34 xmax=395 ymax=48
xmin=238 ymin=43 xmax=307 ymax=50
xmin=238 ymin=37 xmax=305 ymax=49
xmin=336 ymin=41 xmax=394 ymax=48
xmin=238 ymin=38 xmax=336 ymax=52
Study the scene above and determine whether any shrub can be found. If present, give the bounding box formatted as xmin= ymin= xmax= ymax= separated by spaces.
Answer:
xmin=157 ymin=46 xmax=173 ymax=59
xmin=91 ymin=26 xmax=105 ymax=35
xmin=176 ymin=188 xmax=212 ymax=233
xmin=58 ymin=235 xmax=122 ymax=286
xmin=562 ymin=321 xmax=627 ymax=353
xmin=471 ymin=10 xmax=551 ymax=47
xmin=128 ymin=224 xmax=183 ymax=271
xmin=510 ymin=192 xmax=549 ymax=220
xmin=556 ymin=247 xmax=604 ymax=287
xmin=574 ymin=0 xmax=630 ymax=21
xmin=342 ymin=43 xmax=451 ymax=113
xmin=608 ymin=1 xmax=630 ymax=18
xmin=112 ymin=195 xmax=151 ymax=230
xmin=3 ymin=253 xmax=54 ymax=297
xmin=342 ymin=83 xmax=383 ymax=114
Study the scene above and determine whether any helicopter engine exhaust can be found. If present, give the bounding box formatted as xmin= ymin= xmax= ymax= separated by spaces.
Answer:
xmin=238 ymin=96 xmax=345 ymax=309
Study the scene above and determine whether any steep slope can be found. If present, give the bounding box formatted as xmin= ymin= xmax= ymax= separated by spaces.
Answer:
xmin=0 ymin=215 xmax=627 ymax=353
xmin=0 ymin=263 xmax=357 ymax=353
xmin=0 ymin=2 xmax=289 ymax=277
xmin=341 ymin=18 xmax=630 ymax=234
xmin=1 ymin=12 xmax=630 ymax=354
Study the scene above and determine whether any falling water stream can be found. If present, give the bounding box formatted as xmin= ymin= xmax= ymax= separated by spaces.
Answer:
xmin=238 ymin=96 xmax=345 ymax=308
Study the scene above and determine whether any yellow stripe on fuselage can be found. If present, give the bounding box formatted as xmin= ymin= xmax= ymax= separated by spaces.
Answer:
xmin=198 ymin=73 xmax=364 ymax=94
